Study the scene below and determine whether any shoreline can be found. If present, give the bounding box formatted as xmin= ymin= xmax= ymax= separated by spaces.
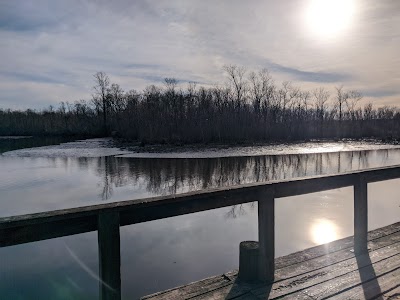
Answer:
xmin=2 ymin=136 xmax=400 ymax=159
xmin=114 ymin=137 xmax=400 ymax=154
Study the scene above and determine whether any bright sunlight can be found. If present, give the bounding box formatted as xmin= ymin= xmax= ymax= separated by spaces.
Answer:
xmin=311 ymin=219 xmax=338 ymax=244
xmin=304 ymin=0 xmax=356 ymax=38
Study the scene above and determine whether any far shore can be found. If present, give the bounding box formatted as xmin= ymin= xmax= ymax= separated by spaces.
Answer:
xmin=113 ymin=137 xmax=400 ymax=154
xmin=2 ymin=135 xmax=400 ymax=157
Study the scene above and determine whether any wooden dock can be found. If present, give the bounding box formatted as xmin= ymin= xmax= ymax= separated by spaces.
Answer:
xmin=142 ymin=222 xmax=400 ymax=300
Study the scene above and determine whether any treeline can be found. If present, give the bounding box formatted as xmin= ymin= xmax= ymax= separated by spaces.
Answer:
xmin=0 ymin=101 xmax=101 ymax=137
xmin=1 ymin=66 xmax=400 ymax=143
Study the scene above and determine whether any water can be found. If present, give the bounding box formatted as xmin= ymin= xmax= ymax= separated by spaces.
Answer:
xmin=0 ymin=137 xmax=399 ymax=299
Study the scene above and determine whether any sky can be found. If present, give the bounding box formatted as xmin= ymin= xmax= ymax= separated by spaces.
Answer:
xmin=0 ymin=0 xmax=399 ymax=109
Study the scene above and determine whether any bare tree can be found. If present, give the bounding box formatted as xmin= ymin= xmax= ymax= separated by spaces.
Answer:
xmin=223 ymin=65 xmax=247 ymax=108
xmin=187 ymin=82 xmax=197 ymax=96
xmin=109 ymin=83 xmax=126 ymax=113
xmin=164 ymin=78 xmax=178 ymax=93
xmin=346 ymin=90 xmax=363 ymax=120
xmin=295 ymin=90 xmax=310 ymax=119
xmin=93 ymin=72 xmax=110 ymax=135
xmin=277 ymin=81 xmax=299 ymax=122
xmin=249 ymin=68 xmax=274 ymax=114
xmin=313 ymin=87 xmax=330 ymax=121
xmin=334 ymin=86 xmax=350 ymax=121
xmin=363 ymin=102 xmax=373 ymax=120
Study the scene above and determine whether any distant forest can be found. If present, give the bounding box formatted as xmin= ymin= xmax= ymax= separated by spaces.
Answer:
xmin=1 ymin=65 xmax=399 ymax=144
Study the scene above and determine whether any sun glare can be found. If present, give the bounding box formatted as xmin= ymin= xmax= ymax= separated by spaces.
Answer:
xmin=311 ymin=219 xmax=338 ymax=244
xmin=304 ymin=0 xmax=356 ymax=38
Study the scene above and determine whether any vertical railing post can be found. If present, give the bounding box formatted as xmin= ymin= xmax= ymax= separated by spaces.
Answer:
xmin=354 ymin=176 xmax=368 ymax=255
xmin=258 ymin=189 xmax=275 ymax=282
xmin=98 ymin=211 xmax=121 ymax=300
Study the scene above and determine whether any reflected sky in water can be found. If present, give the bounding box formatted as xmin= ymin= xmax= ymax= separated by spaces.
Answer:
xmin=0 ymin=139 xmax=399 ymax=299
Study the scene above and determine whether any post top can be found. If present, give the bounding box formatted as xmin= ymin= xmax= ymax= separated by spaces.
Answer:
xmin=240 ymin=241 xmax=259 ymax=250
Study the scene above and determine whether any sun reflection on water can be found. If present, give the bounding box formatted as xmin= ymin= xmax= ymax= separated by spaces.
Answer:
xmin=311 ymin=218 xmax=338 ymax=244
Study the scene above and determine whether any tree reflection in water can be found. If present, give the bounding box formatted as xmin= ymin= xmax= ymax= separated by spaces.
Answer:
xmin=61 ymin=149 xmax=390 ymax=202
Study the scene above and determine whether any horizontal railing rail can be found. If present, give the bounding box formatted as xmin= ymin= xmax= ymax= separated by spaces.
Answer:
xmin=1 ymin=164 xmax=400 ymax=299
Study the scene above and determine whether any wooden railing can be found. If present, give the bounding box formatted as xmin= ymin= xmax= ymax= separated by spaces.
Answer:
xmin=1 ymin=165 xmax=400 ymax=299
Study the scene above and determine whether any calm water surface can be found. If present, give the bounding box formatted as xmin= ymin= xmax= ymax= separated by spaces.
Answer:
xmin=0 ymin=138 xmax=399 ymax=299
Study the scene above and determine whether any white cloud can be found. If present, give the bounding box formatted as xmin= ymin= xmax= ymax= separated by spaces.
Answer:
xmin=0 ymin=0 xmax=399 ymax=109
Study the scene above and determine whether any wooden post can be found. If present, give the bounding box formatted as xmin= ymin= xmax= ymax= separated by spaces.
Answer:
xmin=354 ymin=176 xmax=368 ymax=255
xmin=98 ymin=211 xmax=121 ymax=300
xmin=238 ymin=241 xmax=259 ymax=283
xmin=258 ymin=190 xmax=275 ymax=282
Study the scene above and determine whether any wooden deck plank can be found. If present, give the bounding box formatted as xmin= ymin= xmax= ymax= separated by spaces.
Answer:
xmin=382 ymin=285 xmax=400 ymax=299
xmin=252 ymin=242 xmax=400 ymax=299
xmin=141 ymin=275 xmax=232 ymax=300
xmin=229 ymin=293 xmax=262 ymax=300
xmin=333 ymin=268 xmax=400 ymax=299
xmin=189 ymin=283 xmax=256 ymax=300
xmin=283 ymin=251 xmax=400 ymax=299
xmin=274 ymin=224 xmax=400 ymax=280
xmin=142 ymin=223 xmax=400 ymax=300
xmin=274 ymin=222 xmax=400 ymax=271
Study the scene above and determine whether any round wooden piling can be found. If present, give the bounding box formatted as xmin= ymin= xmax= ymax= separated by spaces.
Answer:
xmin=238 ymin=241 xmax=260 ymax=283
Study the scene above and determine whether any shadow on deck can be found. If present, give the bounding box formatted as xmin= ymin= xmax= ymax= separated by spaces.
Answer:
xmin=142 ymin=222 xmax=400 ymax=300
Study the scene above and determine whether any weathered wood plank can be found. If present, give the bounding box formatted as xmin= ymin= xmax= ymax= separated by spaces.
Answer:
xmin=354 ymin=176 xmax=368 ymax=255
xmin=142 ymin=275 xmax=232 ymax=300
xmin=283 ymin=250 xmax=400 ymax=299
xmin=229 ymin=293 xmax=261 ymax=300
xmin=382 ymin=285 xmax=400 ymax=300
xmin=253 ymin=241 xmax=400 ymax=299
xmin=0 ymin=215 xmax=97 ymax=247
xmin=190 ymin=281 xmax=261 ymax=300
xmin=365 ymin=166 xmax=400 ymax=183
xmin=224 ymin=270 xmax=239 ymax=282
xmin=258 ymin=191 xmax=275 ymax=282
xmin=274 ymin=225 xmax=400 ymax=281
xmin=332 ymin=267 xmax=400 ymax=299
xmin=98 ymin=211 xmax=121 ymax=300
xmin=368 ymin=222 xmax=400 ymax=240
xmin=274 ymin=222 xmax=400 ymax=271
xmin=230 ymin=292 xmax=260 ymax=300
xmin=118 ymin=186 xmax=267 ymax=226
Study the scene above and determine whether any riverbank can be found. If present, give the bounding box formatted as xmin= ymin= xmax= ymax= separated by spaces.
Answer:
xmin=2 ymin=136 xmax=400 ymax=158
xmin=113 ymin=137 xmax=400 ymax=157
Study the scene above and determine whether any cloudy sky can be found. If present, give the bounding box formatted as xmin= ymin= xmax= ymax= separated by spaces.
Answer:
xmin=0 ymin=0 xmax=399 ymax=109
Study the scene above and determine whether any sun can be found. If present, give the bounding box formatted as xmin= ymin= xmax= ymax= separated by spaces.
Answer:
xmin=304 ymin=0 xmax=356 ymax=39
xmin=311 ymin=219 xmax=338 ymax=244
